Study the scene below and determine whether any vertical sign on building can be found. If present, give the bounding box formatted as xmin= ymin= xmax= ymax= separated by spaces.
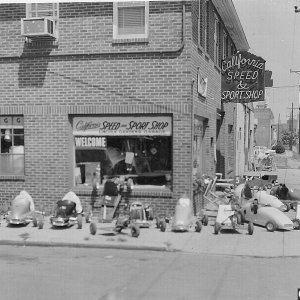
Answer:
xmin=221 ymin=51 xmax=266 ymax=103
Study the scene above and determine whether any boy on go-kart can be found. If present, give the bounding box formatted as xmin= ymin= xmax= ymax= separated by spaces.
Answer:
xmin=5 ymin=190 xmax=37 ymax=226
xmin=50 ymin=191 xmax=84 ymax=228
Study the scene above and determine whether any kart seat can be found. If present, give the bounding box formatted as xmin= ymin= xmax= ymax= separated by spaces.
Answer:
xmin=56 ymin=200 xmax=76 ymax=216
xmin=102 ymin=180 xmax=119 ymax=196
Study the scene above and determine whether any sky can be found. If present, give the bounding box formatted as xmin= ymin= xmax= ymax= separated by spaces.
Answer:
xmin=233 ymin=0 xmax=300 ymax=123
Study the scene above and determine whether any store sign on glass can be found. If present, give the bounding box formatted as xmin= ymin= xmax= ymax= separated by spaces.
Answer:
xmin=74 ymin=136 xmax=107 ymax=149
xmin=73 ymin=116 xmax=172 ymax=136
xmin=221 ymin=51 xmax=265 ymax=103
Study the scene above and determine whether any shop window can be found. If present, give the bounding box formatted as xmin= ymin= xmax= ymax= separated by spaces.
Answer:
xmin=214 ymin=14 xmax=220 ymax=65
xmin=113 ymin=1 xmax=149 ymax=40
xmin=73 ymin=116 xmax=172 ymax=189
xmin=0 ymin=116 xmax=24 ymax=176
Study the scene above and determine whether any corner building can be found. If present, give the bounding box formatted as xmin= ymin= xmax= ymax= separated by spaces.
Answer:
xmin=0 ymin=1 xmax=249 ymax=213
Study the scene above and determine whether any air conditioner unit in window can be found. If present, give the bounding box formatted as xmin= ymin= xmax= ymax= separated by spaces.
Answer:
xmin=21 ymin=17 xmax=56 ymax=39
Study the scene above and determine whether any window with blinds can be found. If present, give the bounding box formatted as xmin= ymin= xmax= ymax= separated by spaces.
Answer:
xmin=26 ymin=3 xmax=59 ymax=19
xmin=113 ymin=1 xmax=149 ymax=39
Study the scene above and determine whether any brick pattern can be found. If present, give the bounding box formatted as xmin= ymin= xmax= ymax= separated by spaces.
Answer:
xmin=0 ymin=1 xmax=240 ymax=215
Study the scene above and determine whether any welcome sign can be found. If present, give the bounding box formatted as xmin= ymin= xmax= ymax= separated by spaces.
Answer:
xmin=221 ymin=51 xmax=265 ymax=103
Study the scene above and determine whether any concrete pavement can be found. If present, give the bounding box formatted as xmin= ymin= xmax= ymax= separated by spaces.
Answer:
xmin=2 ymin=215 xmax=300 ymax=257
xmin=1 ymin=150 xmax=300 ymax=257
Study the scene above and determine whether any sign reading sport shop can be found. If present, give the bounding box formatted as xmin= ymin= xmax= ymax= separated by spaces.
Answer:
xmin=221 ymin=51 xmax=266 ymax=103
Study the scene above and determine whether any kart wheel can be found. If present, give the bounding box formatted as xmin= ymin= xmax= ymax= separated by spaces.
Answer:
xmin=202 ymin=215 xmax=209 ymax=226
xmin=159 ymin=220 xmax=166 ymax=232
xmin=195 ymin=220 xmax=202 ymax=232
xmin=265 ymin=221 xmax=277 ymax=232
xmin=32 ymin=216 xmax=38 ymax=227
xmin=235 ymin=213 xmax=242 ymax=225
xmin=115 ymin=226 xmax=123 ymax=233
xmin=292 ymin=218 xmax=300 ymax=230
xmin=77 ymin=214 xmax=83 ymax=229
xmin=285 ymin=203 xmax=291 ymax=212
xmin=90 ymin=222 xmax=97 ymax=235
xmin=214 ymin=222 xmax=221 ymax=235
xmin=147 ymin=208 xmax=154 ymax=221
xmin=155 ymin=216 xmax=160 ymax=228
xmin=131 ymin=224 xmax=140 ymax=238
xmin=38 ymin=220 xmax=44 ymax=229
xmin=248 ymin=222 xmax=254 ymax=235
xmin=85 ymin=211 xmax=92 ymax=223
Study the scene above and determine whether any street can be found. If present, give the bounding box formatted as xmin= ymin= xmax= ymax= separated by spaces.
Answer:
xmin=0 ymin=245 xmax=299 ymax=300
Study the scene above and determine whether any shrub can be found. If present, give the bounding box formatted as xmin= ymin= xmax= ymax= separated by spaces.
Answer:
xmin=272 ymin=143 xmax=285 ymax=154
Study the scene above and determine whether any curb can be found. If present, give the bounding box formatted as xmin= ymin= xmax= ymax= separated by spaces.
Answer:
xmin=0 ymin=239 xmax=173 ymax=252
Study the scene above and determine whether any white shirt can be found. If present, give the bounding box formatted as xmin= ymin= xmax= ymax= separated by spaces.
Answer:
xmin=62 ymin=191 xmax=83 ymax=214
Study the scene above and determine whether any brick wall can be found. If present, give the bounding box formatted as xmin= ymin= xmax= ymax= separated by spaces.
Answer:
xmin=0 ymin=1 xmax=241 ymax=215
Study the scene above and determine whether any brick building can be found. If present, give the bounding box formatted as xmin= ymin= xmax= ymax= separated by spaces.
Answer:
xmin=0 ymin=1 xmax=249 ymax=214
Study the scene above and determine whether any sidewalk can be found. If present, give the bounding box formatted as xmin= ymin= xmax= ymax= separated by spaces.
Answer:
xmin=1 ymin=150 xmax=300 ymax=257
xmin=1 ymin=216 xmax=300 ymax=257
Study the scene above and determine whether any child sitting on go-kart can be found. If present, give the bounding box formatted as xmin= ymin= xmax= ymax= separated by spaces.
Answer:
xmin=62 ymin=191 xmax=83 ymax=214
xmin=14 ymin=190 xmax=35 ymax=212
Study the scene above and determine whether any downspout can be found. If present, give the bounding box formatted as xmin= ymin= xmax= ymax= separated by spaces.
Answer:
xmin=0 ymin=2 xmax=186 ymax=61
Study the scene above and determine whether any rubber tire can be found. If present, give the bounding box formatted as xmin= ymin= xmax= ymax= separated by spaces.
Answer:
xmin=131 ymin=224 xmax=140 ymax=238
xmin=77 ymin=214 xmax=83 ymax=229
xmin=159 ymin=220 xmax=166 ymax=232
xmin=235 ymin=213 xmax=242 ymax=225
xmin=195 ymin=220 xmax=202 ymax=232
xmin=32 ymin=217 xmax=38 ymax=227
xmin=155 ymin=216 xmax=160 ymax=228
xmin=214 ymin=222 xmax=221 ymax=235
xmin=202 ymin=215 xmax=209 ymax=226
xmin=90 ymin=222 xmax=97 ymax=235
xmin=248 ymin=222 xmax=254 ymax=235
xmin=147 ymin=208 xmax=154 ymax=221
xmin=265 ymin=221 xmax=277 ymax=232
xmin=292 ymin=218 xmax=300 ymax=230
xmin=285 ymin=203 xmax=290 ymax=212
xmin=38 ymin=220 xmax=44 ymax=229
xmin=85 ymin=211 xmax=92 ymax=223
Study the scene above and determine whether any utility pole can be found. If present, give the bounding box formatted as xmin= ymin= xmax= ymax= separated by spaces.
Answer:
xmin=287 ymin=100 xmax=300 ymax=152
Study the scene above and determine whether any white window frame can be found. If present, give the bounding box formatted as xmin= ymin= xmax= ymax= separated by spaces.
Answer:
xmin=214 ymin=15 xmax=220 ymax=65
xmin=203 ymin=0 xmax=209 ymax=52
xmin=113 ymin=1 xmax=149 ymax=40
xmin=26 ymin=3 xmax=59 ymax=19
xmin=26 ymin=3 xmax=59 ymax=39
xmin=223 ymin=31 xmax=228 ymax=60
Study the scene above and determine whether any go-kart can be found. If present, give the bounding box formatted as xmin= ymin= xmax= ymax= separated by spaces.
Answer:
xmin=129 ymin=201 xmax=154 ymax=228
xmin=50 ymin=199 xmax=83 ymax=229
xmin=4 ymin=193 xmax=44 ymax=228
xmin=156 ymin=194 xmax=202 ymax=233
xmin=241 ymin=199 xmax=294 ymax=232
xmin=214 ymin=203 xmax=254 ymax=235
xmin=89 ymin=179 xmax=140 ymax=237
xmin=89 ymin=205 xmax=140 ymax=238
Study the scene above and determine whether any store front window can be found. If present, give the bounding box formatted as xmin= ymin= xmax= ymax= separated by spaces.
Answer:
xmin=73 ymin=115 xmax=172 ymax=189
xmin=0 ymin=116 xmax=24 ymax=176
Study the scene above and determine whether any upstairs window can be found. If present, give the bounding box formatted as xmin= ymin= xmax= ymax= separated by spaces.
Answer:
xmin=113 ymin=1 xmax=149 ymax=40
xmin=0 ymin=116 xmax=24 ymax=176
xmin=214 ymin=15 xmax=220 ymax=65
xmin=223 ymin=32 xmax=228 ymax=60
xmin=26 ymin=3 xmax=59 ymax=19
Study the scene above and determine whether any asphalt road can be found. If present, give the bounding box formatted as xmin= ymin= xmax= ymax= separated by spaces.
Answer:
xmin=1 ymin=245 xmax=299 ymax=300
